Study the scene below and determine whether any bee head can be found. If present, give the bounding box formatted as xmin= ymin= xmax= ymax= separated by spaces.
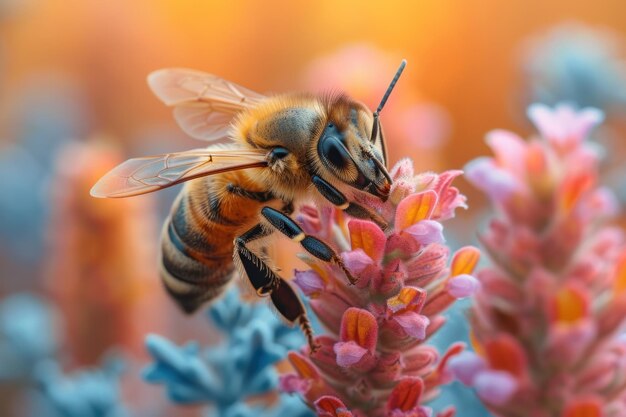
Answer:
xmin=317 ymin=114 xmax=391 ymax=201
xmin=316 ymin=60 xmax=406 ymax=202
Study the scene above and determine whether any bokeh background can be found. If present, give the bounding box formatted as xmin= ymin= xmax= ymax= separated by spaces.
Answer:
xmin=2 ymin=0 xmax=626 ymax=416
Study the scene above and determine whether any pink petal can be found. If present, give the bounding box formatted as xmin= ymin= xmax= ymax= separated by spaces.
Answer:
xmin=474 ymin=370 xmax=518 ymax=406
xmin=485 ymin=129 xmax=527 ymax=177
xmin=403 ymin=220 xmax=445 ymax=246
xmin=333 ymin=341 xmax=368 ymax=367
xmin=446 ymin=274 xmax=480 ymax=298
xmin=393 ymin=311 xmax=430 ymax=339
xmin=447 ymin=351 xmax=486 ymax=385
xmin=464 ymin=157 xmax=521 ymax=203
xmin=278 ymin=373 xmax=311 ymax=394
xmin=389 ymin=158 xmax=415 ymax=181
xmin=293 ymin=270 xmax=325 ymax=296
xmin=341 ymin=249 xmax=374 ymax=274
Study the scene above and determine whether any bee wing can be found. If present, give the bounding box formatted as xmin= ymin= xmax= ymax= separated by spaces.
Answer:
xmin=91 ymin=148 xmax=268 ymax=198
xmin=148 ymin=68 xmax=266 ymax=142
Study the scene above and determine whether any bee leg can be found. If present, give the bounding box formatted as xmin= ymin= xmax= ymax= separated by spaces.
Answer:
xmin=260 ymin=206 xmax=358 ymax=285
xmin=312 ymin=175 xmax=388 ymax=229
xmin=235 ymin=224 xmax=317 ymax=351
xmin=235 ymin=224 xmax=279 ymax=294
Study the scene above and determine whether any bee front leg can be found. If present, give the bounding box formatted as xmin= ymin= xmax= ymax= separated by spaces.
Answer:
xmin=235 ymin=224 xmax=316 ymax=351
xmin=260 ymin=207 xmax=358 ymax=285
xmin=312 ymin=175 xmax=388 ymax=229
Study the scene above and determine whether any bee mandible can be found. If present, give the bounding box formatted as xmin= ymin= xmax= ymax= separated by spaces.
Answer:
xmin=91 ymin=60 xmax=407 ymax=349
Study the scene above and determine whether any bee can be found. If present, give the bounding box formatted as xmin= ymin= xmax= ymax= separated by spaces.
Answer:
xmin=91 ymin=60 xmax=406 ymax=349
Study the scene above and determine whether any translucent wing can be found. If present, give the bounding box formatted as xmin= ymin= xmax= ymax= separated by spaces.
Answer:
xmin=148 ymin=68 xmax=266 ymax=142
xmin=91 ymin=148 xmax=268 ymax=198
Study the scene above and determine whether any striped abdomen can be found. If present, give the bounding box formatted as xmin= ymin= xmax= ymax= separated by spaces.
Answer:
xmin=159 ymin=172 xmax=268 ymax=313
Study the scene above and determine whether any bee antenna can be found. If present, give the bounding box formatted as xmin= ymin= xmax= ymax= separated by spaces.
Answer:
xmin=370 ymin=59 xmax=406 ymax=143
xmin=375 ymin=59 xmax=406 ymax=116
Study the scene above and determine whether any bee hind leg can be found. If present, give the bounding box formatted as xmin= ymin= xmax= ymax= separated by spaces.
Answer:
xmin=235 ymin=223 xmax=318 ymax=351
xmin=260 ymin=206 xmax=358 ymax=285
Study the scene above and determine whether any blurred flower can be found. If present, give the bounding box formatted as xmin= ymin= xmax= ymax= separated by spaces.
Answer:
xmin=144 ymin=287 xmax=313 ymax=416
xmin=45 ymin=139 xmax=161 ymax=365
xmin=459 ymin=103 xmax=626 ymax=416
xmin=304 ymin=44 xmax=451 ymax=167
xmin=0 ymin=293 xmax=60 ymax=380
xmin=35 ymin=353 xmax=129 ymax=417
xmin=281 ymin=159 xmax=479 ymax=417
xmin=521 ymin=22 xmax=626 ymax=115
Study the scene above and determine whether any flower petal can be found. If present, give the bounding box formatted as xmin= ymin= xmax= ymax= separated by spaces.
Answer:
xmin=348 ymin=219 xmax=386 ymax=262
xmin=333 ymin=341 xmax=368 ymax=367
xmin=392 ymin=311 xmax=430 ymax=340
xmin=563 ymin=397 xmax=603 ymax=417
xmin=474 ymin=370 xmax=517 ymax=406
xmin=339 ymin=308 xmax=378 ymax=351
xmin=403 ymin=220 xmax=445 ymax=246
xmin=387 ymin=286 xmax=427 ymax=314
xmin=315 ymin=395 xmax=355 ymax=417
xmin=387 ymin=377 xmax=424 ymax=412
xmin=446 ymin=274 xmax=480 ymax=299
xmin=448 ymin=351 xmax=486 ymax=385
xmin=450 ymin=246 xmax=481 ymax=276
xmin=395 ymin=190 xmax=438 ymax=231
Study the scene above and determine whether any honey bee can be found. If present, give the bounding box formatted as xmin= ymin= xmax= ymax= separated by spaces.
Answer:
xmin=91 ymin=60 xmax=406 ymax=349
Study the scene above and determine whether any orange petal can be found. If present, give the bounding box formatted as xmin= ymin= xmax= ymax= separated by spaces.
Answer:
xmin=387 ymin=377 xmax=424 ymax=412
xmin=395 ymin=190 xmax=438 ymax=231
xmin=469 ymin=330 xmax=485 ymax=357
xmin=613 ymin=251 xmax=626 ymax=296
xmin=287 ymin=351 xmax=320 ymax=380
xmin=485 ymin=334 xmax=527 ymax=378
xmin=450 ymin=246 xmax=481 ymax=277
xmin=550 ymin=286 xmax=589 ymax=324
xmin=348 ymin=219 xmax=386 ymax=262
xmin=315 ymin=396 xmax=354 ymax=417
xmin=387 ymin=287 xmax=426 ymax=313
xmin=340 ymin=307 xmax=378 ymax=351
xmin=563 ymin=398 xmax=602 ymax=417
xmin=559 ymin=172 xmax=595 ymax=215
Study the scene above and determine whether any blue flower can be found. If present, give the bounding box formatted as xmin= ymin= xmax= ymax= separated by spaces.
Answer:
xmin=35 ymin=354 xmax=129 ymax=417
xmin=0 ymin=294 xmax=60 ymax=380
xmin=144 ymin=287 xmax=313 ymax=416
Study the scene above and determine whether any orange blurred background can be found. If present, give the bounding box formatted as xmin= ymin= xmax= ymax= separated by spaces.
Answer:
xmin=3 ymin=0 xmax=626 ymax=166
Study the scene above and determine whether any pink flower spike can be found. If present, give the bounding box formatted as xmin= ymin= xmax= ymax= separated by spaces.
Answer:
xmin=464 ymin=157 xmax=521 ymax=204
xmin=446 ymin=274 xmax=480 ymax=299
xmin=448 ymin=351 xmax=486 ymax=385
xmin=474 ymin=370 xmax=518 ymax=405
xmin=403 ymin=220 xmax=445 ymax=246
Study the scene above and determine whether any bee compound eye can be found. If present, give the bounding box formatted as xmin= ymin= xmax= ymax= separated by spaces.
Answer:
xmin=319 ymin=135 xmax=350 ymax=170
